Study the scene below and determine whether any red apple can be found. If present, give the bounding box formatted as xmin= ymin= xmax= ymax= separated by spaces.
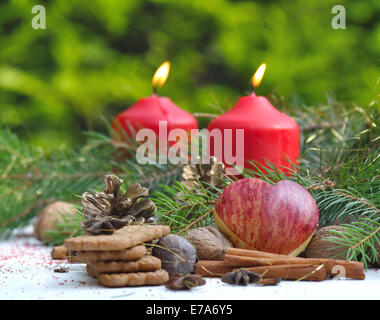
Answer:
xmin=213 ymin=178 xmax=319 ymax=256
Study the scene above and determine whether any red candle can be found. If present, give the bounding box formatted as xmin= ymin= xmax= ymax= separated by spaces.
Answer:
xmin=113 ymin=61 xmax=198 ymax=142
xmin=207 ymin=63 xmax=299 ymax=173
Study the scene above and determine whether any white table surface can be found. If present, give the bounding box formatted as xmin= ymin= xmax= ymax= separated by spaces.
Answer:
xmin=1 ymin=227 xmax=379 ymax=300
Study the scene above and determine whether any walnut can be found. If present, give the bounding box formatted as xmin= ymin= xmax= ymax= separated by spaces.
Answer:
xmin=186 ymin=226 xmax=233 ymax=261
xmin=33 ymin=201 xmax=77 ymax=242
xmin=305 ymin=225 xmax=349 ymax=260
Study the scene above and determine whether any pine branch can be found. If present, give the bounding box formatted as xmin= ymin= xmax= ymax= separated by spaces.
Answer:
xmin=1 ymin=97 xmax=378 ymax=266
xmin=151 ymin=101 xmax=379 ymax=265
xmin=151 ymin=156 xmax=379 ymax=261
xmin=0 ymin=198 xmax=57 ymax=228
xmin=0 ymin=127 xmax=180 ymax=238
xmin=178 ymin=209 xmax=214 ymax=234
xmin=152 ymin=181 xmax=221 ymax=234
xmin=326 ymin=219 xmax=380 ymax=268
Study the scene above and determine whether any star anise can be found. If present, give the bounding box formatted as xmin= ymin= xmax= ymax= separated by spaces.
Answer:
xmin=165 ymin=274 xmax=206 ymax=290
xmin=80 ymin=175 xmax=156 ymax=235
xmin=221 ymin=269 xmax=261 ymax=286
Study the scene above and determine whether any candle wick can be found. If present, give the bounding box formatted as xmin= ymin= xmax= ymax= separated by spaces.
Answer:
xmin=153 ymin=85 xmax=157 ymax=95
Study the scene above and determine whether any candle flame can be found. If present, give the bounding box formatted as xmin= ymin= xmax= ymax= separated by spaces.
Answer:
xmin=152 ymin=61 xmax=170 ymax=89
xmin=251 ymin=63 xmax=266 ymax=88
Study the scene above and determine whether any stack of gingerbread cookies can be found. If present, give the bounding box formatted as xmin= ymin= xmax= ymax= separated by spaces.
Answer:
xmin=64 ymin=224 xmax=170 ymax=287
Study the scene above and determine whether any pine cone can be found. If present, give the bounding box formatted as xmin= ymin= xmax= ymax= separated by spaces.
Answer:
xmin=80 ymin=175 xmax=156 ymax=235
xmin=181 ymin=156 xmax=225 ymax=192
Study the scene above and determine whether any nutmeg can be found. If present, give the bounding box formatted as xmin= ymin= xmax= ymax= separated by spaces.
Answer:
xmin=305 ymin=225 xmax=348 ymax=260
xmin=186 ymin=226 xmax=233 ymax=260
xmin=152 ymin=234 xmax=197 ymax=275
xmin=33 ymin=201 xmax=77 ymax=242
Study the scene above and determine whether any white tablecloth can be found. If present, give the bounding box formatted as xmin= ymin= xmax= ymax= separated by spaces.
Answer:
xmin=1 ymin=227 xmax=379 ymax=300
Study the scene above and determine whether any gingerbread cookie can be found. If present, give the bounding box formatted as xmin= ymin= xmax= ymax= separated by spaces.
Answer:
xmin=88 ymin=255 xmax=161 ymax=274
xmin=64 ymin=225 xmax=170 ymax=251
xmin=51 ymin=246 xmax=67 ymax=260
xmin=75 ymin=245 xmax=146 ymax=263
xmin=98 ymin=269 xmax=169 ymax=287
xmin=86 ymin=264 xmax=96 ymax=278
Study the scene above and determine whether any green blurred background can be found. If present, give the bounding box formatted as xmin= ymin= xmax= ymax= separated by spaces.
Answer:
xmin=0 ymin=0 xmax=379 ymax=149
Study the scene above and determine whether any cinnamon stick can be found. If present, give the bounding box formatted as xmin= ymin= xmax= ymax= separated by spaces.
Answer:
xmin=225 ymin=254 xmax=292 ymax=267
xmin=226 ymin=248 xmax=290 ymax=259
xmin=225 ymin=248 xmax=365 ymax=280
xmin=194 ymin=260 xmax=326 ymax=281
xmin=243 ymin=264 xmax=327 ymax=281
xmin=256 ymin=277 xmax=281 ymax=286
xmin=195 ymin=261 xmax=234 ymax=277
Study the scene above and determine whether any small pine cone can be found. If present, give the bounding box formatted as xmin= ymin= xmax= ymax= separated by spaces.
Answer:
xmin=176 ymin=156 xmax=226 ymax=203
xmin=181 ymin=156 xmax=225 ymax=191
